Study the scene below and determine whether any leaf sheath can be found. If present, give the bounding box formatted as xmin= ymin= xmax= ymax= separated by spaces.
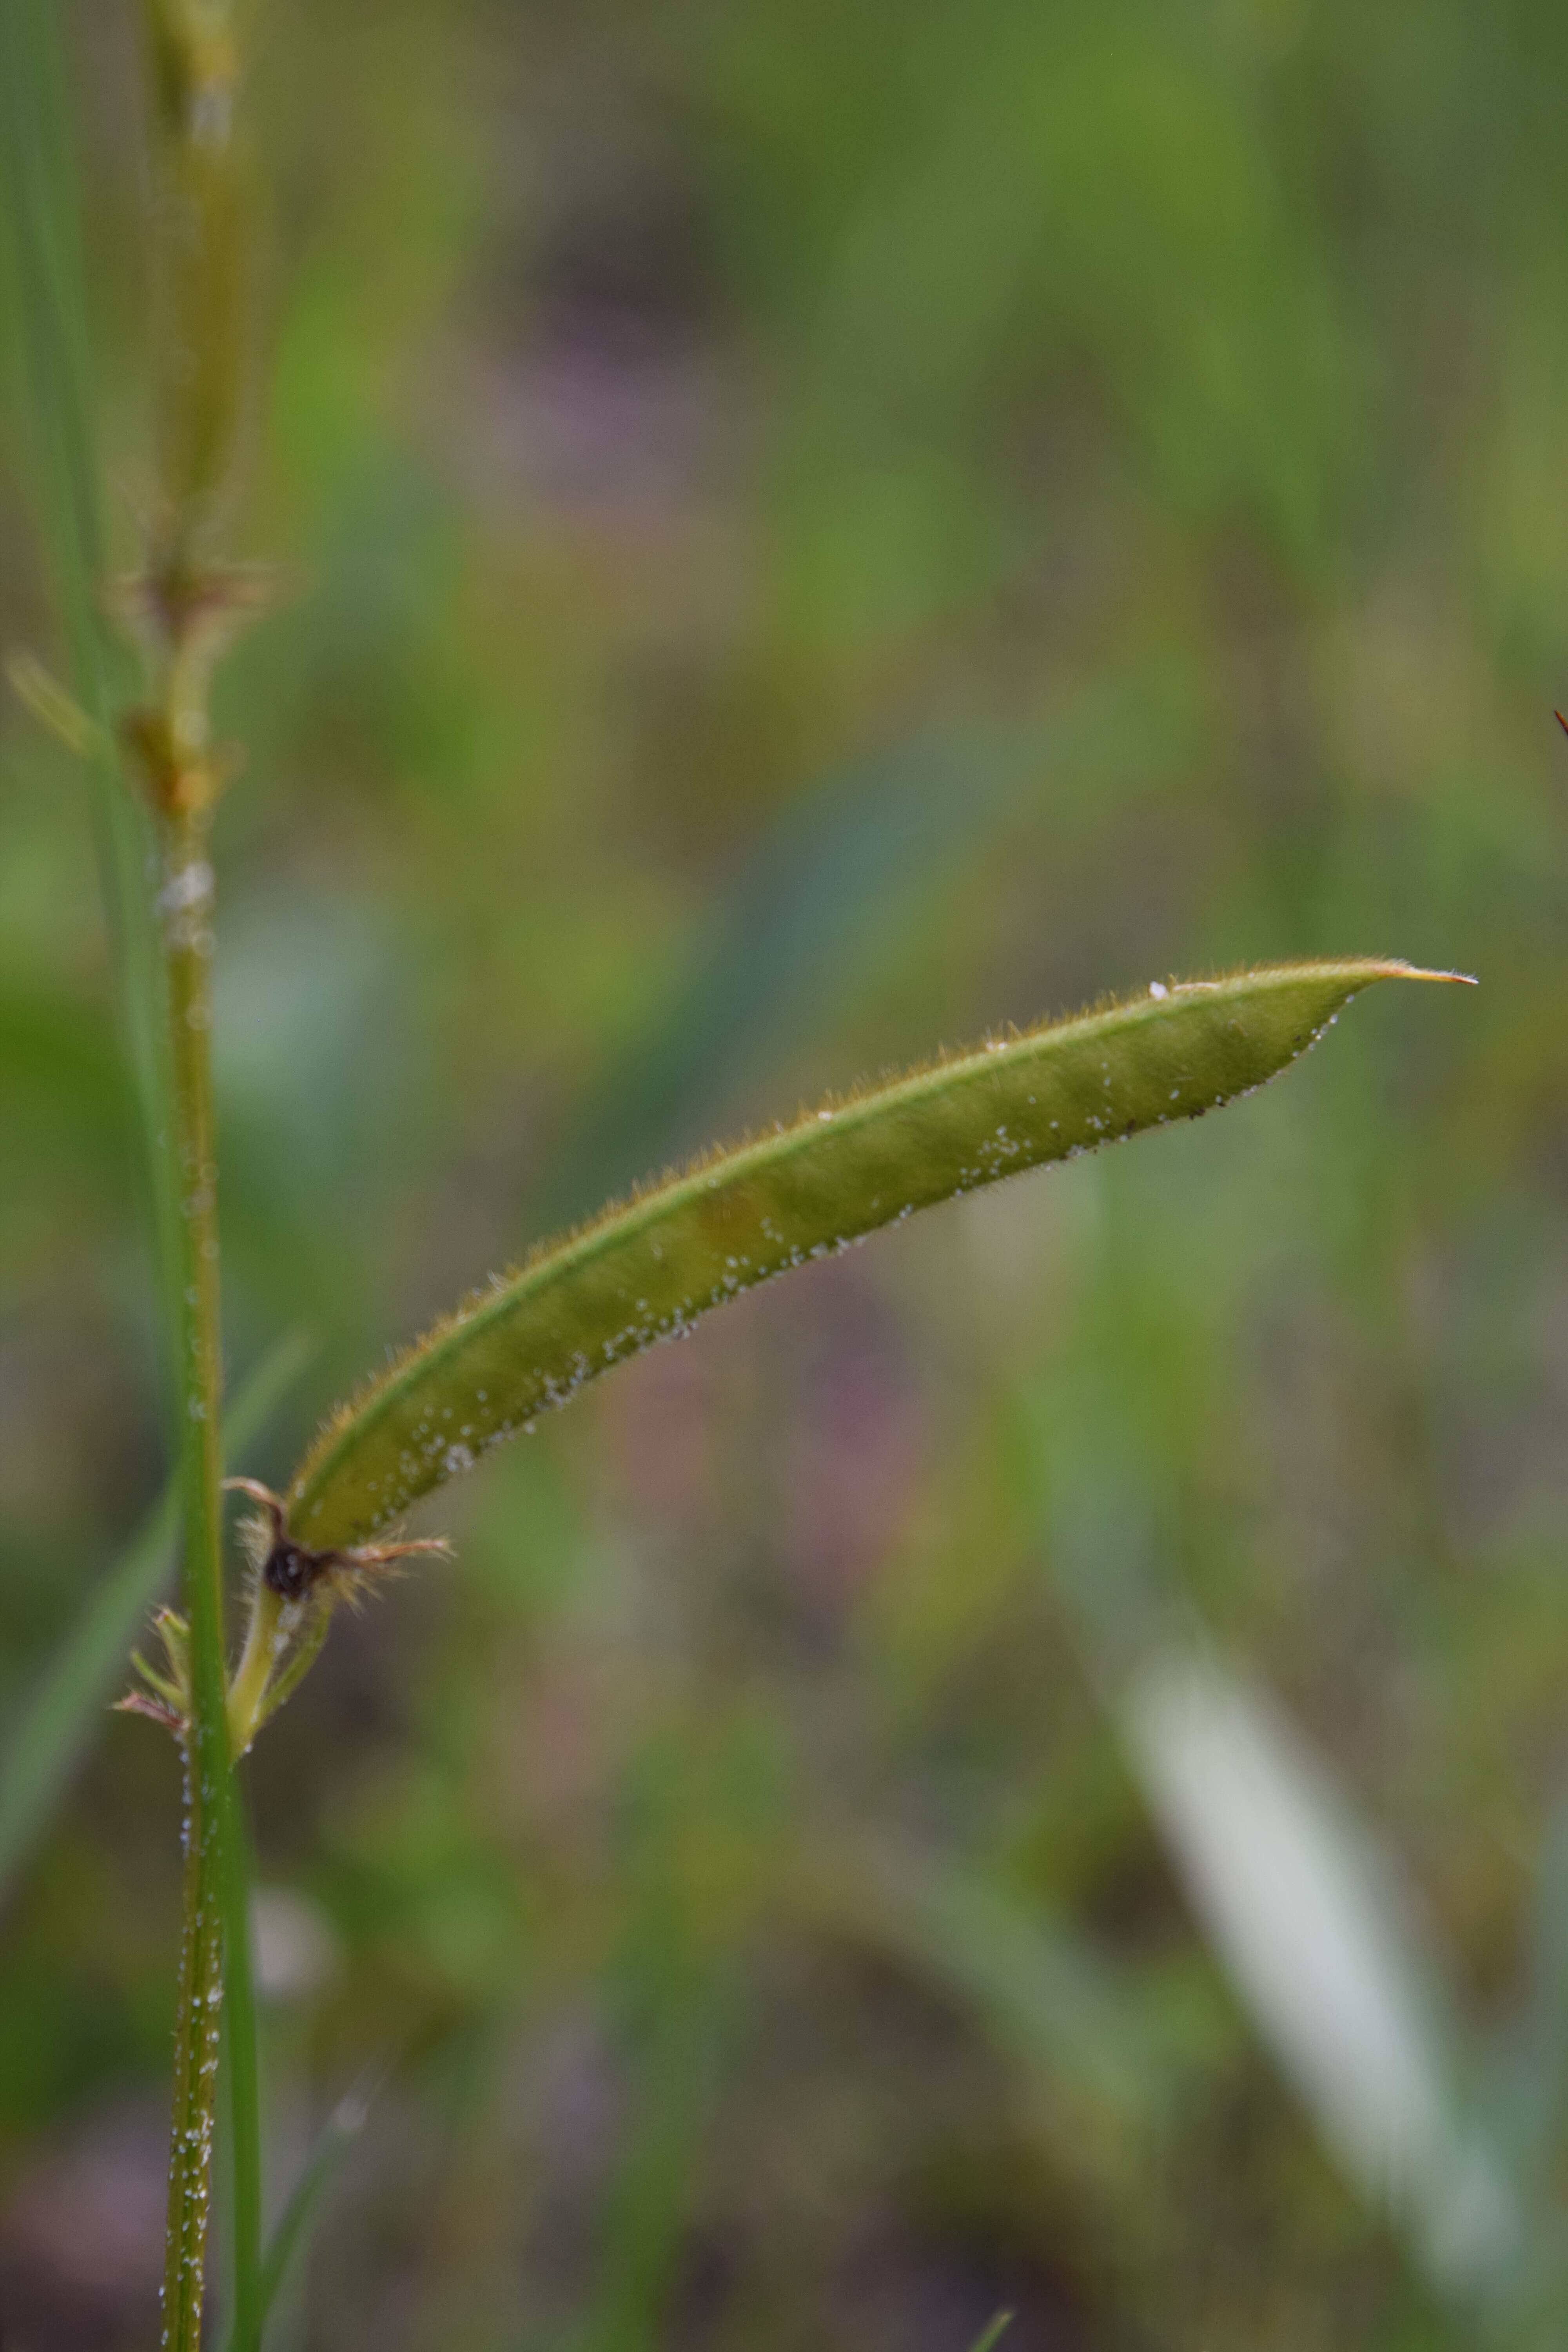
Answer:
xmin=289 ymin=959 xmax=1464 ymax=1553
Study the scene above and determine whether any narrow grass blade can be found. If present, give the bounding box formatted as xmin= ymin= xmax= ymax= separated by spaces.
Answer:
xmin=1121 ymin=1653 xmax=1518 ymax=2299
xmin=1 ymin=0 xmax=182 ymax=1375
xmin=0 ymin=1333 xmax=312 ymax=1912
xmin=285 ymin=960 xmax=1466 ymax=1553
xmin=966 ymin=2316 xmax=1013 ymax=2352
xmin=218 ymin=2076 xmax=376 ymax=2352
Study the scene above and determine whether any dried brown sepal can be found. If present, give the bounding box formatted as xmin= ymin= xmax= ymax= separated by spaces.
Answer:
xmin=112 ymin=557 xmax=278 ymax=668
xmin=224 ymin=1475 xmax=453 ymax=1604
xmin=113 ymin=1688 xmax=186 ymax=1733
xmin=319 ymin=1532 xmax=455 ymax=1613
xmin=222 ymin=1479 xmax=454 ymax=1748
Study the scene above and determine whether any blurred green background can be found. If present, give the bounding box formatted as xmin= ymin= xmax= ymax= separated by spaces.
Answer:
xmin=5 ymin=1 xmax=1568 ymax=2345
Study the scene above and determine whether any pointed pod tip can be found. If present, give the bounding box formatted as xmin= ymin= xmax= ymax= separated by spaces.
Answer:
xmin=1375 ymin=960 xmax=1477 ymax=987
xmin=1204 ymin=958 xmax=1476 ymax=996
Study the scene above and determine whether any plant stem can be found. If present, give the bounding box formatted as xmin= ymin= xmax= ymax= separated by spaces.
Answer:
xmin=161 ymin=766 xmax=264 ymax=2348
xmin=136 ymin=4 xmax=263 ymax=2340
xmin=152 ymin=711 xmax=261 ymax=2352
xmin=163 ymin=1749 xmax=223 ymax=2352
xmin=9 ymin=1 xmax=262 ymax=2338
xmin=156 ymin=777 xmax=232 ymax=2350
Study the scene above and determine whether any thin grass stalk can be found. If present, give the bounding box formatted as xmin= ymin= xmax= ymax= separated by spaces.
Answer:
xmin=217 ymin=2073 xmax=379 ymax=2352
xmin=2 ymin=7 xmax=255 ymax=2325
xmin=157 ymin=780 xmax=258 ymax=2349
xmin=163 ymin=1792 xmax=222 ymax=2350
xmin=135 ymin=2 xmax=261 ymax=2342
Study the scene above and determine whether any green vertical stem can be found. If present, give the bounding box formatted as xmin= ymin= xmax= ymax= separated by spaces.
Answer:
xmin=157 ymin=789 xmax=227 ymax=2352
xmin=137 ymin=4 xmax=262 ymax=2343
xmin=163 ymin=1760 xmax=223 ymax=2351
xmin=9 ymin=2 xmax=262 ymax=2341
xmin=156 ymin=779 xmax=260 ymax=2351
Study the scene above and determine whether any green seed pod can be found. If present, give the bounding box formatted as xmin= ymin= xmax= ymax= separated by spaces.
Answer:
xmin=286 ymin=958 xmax=1467 ymax=1553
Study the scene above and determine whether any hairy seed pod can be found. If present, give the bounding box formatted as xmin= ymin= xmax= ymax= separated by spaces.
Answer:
xmin=285 ymin=960 xmax=1470 ymax=1555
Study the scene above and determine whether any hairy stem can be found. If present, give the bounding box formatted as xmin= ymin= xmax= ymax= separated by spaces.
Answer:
xmin=159 ymin=764 xmax=261 ymax=2348
xmin=158 ymin=775 xmax=242 ymax=2350
xmin=152 ymin=734 xmax=263 ymax=2352
xmin=9 ymin=0 xmax=262 ymax=2338
xmin=162 ymin=1749 xmax=222 ymax=2351
xmin=136 ymin=0 xmax=263 ymax=2339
